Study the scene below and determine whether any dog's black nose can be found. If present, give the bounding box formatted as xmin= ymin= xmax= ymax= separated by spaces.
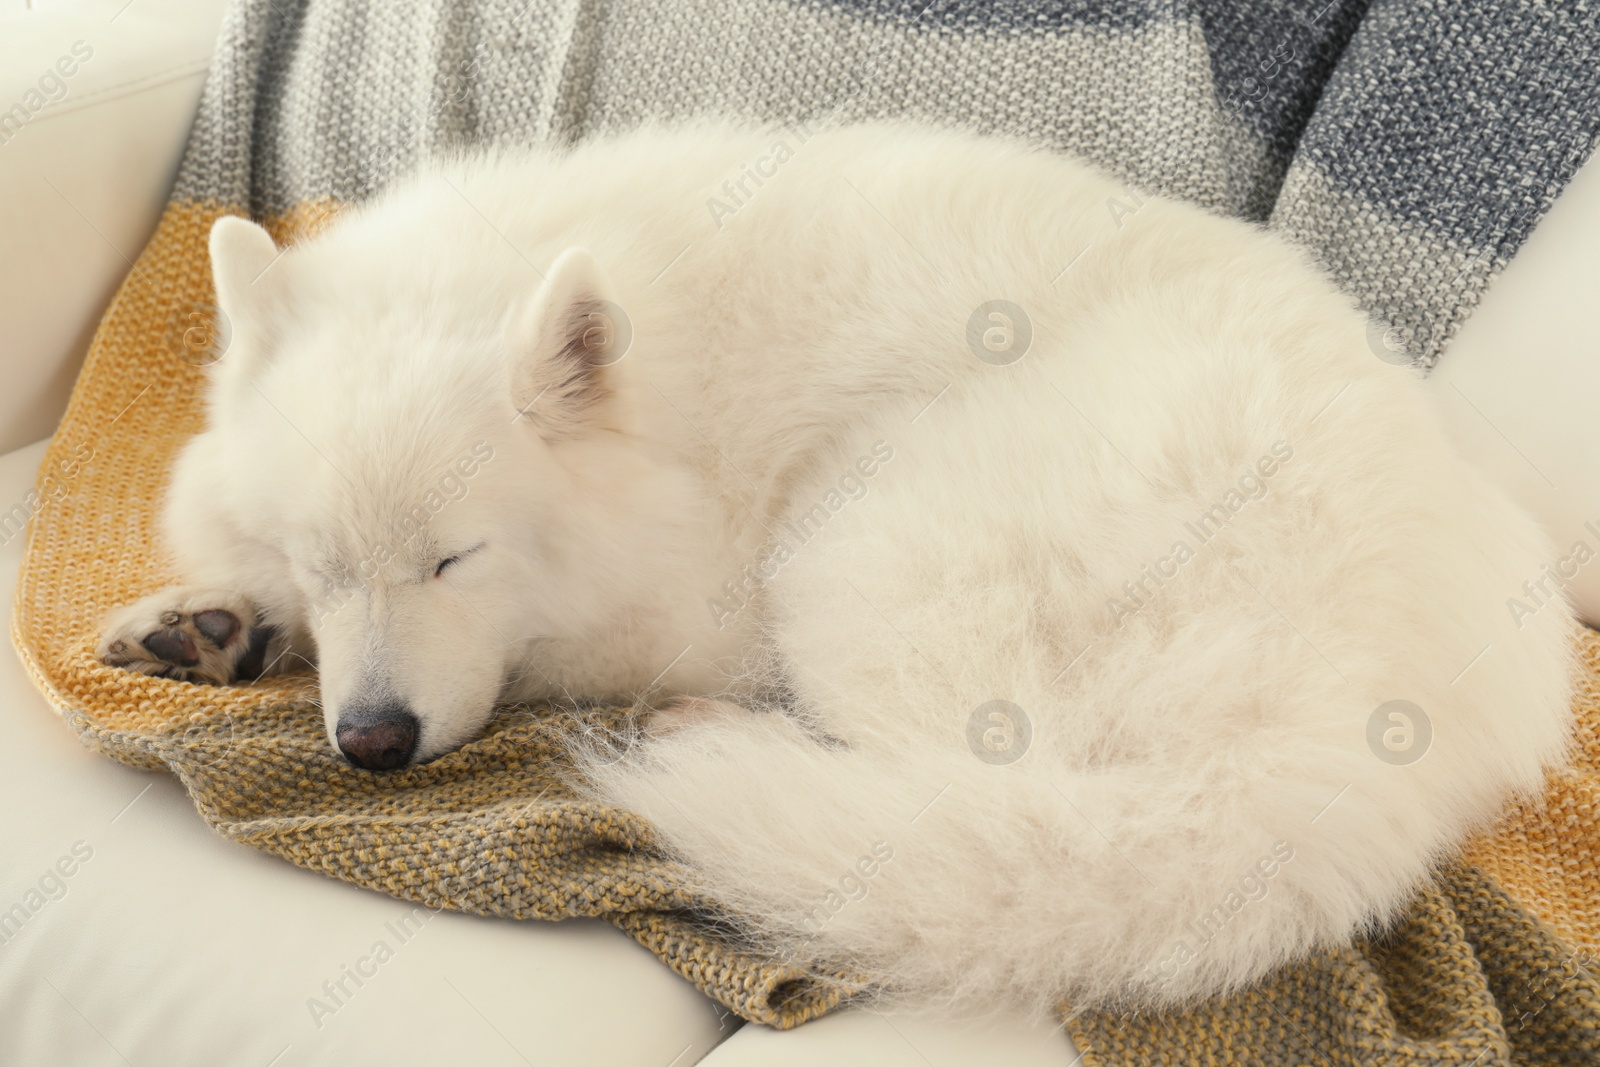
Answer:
xmin=336 ymin=705 xmax=419 ymax=770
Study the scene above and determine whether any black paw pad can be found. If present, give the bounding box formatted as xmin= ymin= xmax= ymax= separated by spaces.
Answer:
xmin=144 ymin=628 xmax=199 ymax=667
xmin=193 ymin=609 xmax=242 ymax=648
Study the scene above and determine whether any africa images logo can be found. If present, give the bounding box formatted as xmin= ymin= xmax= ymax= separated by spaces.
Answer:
xmin=0 ymin=42 xmax=94 ymax=148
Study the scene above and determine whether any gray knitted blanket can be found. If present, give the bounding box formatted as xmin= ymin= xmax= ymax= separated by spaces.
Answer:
xmin=185 ymin=0 xmax=1600 ymax=370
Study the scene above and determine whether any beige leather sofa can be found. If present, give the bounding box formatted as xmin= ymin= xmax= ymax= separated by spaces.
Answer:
xmin=1 ymin=2 xmax=1594 ymax=1064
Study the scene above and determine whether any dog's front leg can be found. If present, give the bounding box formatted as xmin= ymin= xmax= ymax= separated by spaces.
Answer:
xmin=97 ymin=587 xmax=303 ymax=685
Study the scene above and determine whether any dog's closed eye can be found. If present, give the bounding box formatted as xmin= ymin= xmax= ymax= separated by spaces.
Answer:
xmin=432 ymin=542 xmax=486 ymax=579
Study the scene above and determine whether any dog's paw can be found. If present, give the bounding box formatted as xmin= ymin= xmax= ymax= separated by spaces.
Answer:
xmin=97 ymin=588 xmax=277 ymax=685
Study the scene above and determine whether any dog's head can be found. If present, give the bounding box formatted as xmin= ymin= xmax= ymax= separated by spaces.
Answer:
xmin=197 ymin=215 xmax=641 ymax=768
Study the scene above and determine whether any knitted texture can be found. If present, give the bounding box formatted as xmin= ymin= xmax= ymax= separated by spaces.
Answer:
xmin=11 ymin=0 xmax=1600 ymax=1055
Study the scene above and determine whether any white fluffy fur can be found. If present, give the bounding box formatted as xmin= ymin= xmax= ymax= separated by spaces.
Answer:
xmin=109 ymin=123 xmax=1579 ymax=1019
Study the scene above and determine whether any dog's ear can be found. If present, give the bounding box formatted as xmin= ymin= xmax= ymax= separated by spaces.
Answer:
xmin=208 ymin=216 xmax=281 ymax=369
xmin=507 ymin=247 xmax=628 ymax=437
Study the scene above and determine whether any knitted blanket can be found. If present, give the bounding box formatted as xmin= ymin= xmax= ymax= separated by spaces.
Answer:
xmin=12 ymin=0 xmax=1600 ymax=1061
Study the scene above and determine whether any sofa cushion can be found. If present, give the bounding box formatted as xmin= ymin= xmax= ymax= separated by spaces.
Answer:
xmin=1423 ymin=153 xmax=1600 ymax=627
xmin=0 ymin=0 xmax=229 ymax=454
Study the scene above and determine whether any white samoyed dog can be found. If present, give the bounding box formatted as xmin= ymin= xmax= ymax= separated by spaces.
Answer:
xmin=99 ymin=122 xmax=1578 ymax=1018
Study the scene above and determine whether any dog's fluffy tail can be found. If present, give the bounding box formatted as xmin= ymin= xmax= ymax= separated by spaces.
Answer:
xmin=574 ymin=692 xmax=1489 ymax=1020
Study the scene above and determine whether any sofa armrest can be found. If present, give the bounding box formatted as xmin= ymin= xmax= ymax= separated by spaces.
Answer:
xmin=0 ymin=0 xmax=230 ymax=455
